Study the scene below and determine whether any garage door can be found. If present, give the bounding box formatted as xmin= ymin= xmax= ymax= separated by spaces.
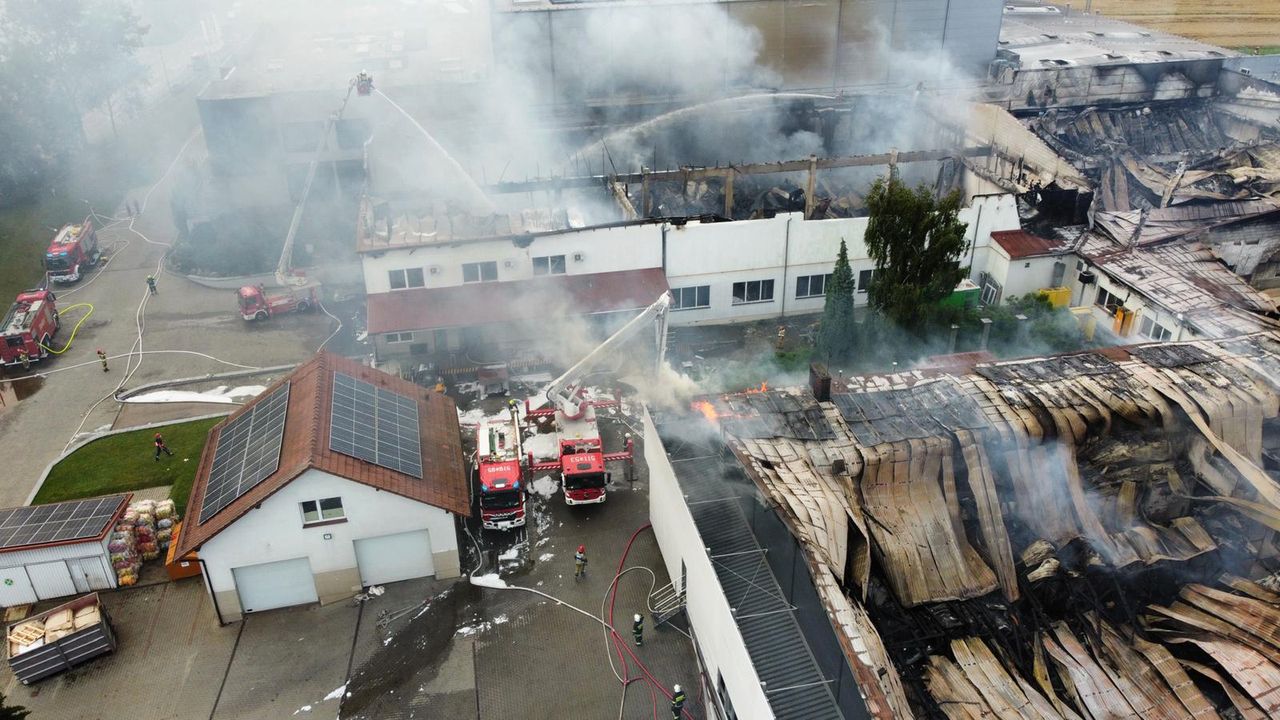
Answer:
xmin=28 ymin=561 xmax=76 ymax=600
xmin=354 ymin=530 xmax=434 ymax=586
xmin=232 ymin=558 xmax=318 ymax=614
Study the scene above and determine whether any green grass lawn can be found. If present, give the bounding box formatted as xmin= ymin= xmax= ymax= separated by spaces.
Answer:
xmin=33 ymin=417 xmax=222 ymax=516
xmin=1236 ymin=46 xmax=1280 ymax=56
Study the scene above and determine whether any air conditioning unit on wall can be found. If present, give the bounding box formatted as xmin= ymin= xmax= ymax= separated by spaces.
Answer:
xmin=573 ymin=252 xmax=585 ymax=262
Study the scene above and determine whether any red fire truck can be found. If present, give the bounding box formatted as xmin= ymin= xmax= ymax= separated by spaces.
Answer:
xmin=475 ymin=411 xmax=527 ymax=530
xmin=236 ymin=283 xmax=319 ymax=321
xmin=526 ymin=294 xmax=669 ymax=505
xmin=44 ymin=218 xmax=100 ymax=284
xmin=0 ymin=289 xmax=59 ymax=367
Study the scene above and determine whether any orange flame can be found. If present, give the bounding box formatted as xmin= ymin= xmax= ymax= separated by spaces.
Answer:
xmin=693 ymin=400 xmax=719 ymax=421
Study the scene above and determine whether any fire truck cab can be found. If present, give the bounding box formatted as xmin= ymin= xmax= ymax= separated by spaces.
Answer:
xmin=556 ymin=409 xmax=608 ymax=505
xmin=0 ymin=290 xmax=58 ymax=367
xmin=475 ymin=417 xmax=527 ymax=530
xmin=44 ymin=218 xmax=100 ymax=284
xmin=237 ymin=283 xmax=318 ymax=321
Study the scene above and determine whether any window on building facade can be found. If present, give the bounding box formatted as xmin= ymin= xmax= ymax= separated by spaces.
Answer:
xmin=388 ymin=267 xmax=425 ymax=290
xmin=670 ymin=285 xmax=710 ymax=310
xmin=532 ymin=255 xmax=567 ymax=276
xmin=795 ymin=273 xmax=832 ymax=299
xmin=1138 ymin=317 xmax=1173 ymax=341
xmin=385 ymin=332 xmax=415 ymax=344
xmin=731 ymin=279 xmax=774 ymax=305
xmin=301 ymin=497 xmax=345 ymax=525
xmin=462 ymin=261 xmax=498 ymax=283
xmin=1095 ymin=287 xmax=1123 ymax=312
xmin=857 ymin=269 xmax=874 ymax=293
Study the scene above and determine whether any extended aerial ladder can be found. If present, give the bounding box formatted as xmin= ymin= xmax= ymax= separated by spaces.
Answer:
xmin=524 ymin=293 xmax=672 ymax=491
xmin=273 ymin=73 xmax=371 ymax=287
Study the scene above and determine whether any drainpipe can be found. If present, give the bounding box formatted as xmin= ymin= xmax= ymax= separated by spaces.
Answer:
xmin=948 ymin=324 xmax=960 ymax=353
xmin=780 ymin=216 xmax=793 ymax=318
xmin=196 ymin=556 xmax=227 ymax=626
xmin=661 ymin=223 xmax=668 ymax=273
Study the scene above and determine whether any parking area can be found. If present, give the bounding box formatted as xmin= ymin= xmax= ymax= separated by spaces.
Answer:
xmin=2 ymin=388 xmax=702 ymax=719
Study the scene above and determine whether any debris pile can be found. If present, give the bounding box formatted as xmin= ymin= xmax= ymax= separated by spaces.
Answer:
xmin=697 ymin=333 xmax=1280 ymax=718
xmin=1027 ymin=101 xmax=1280 ymax=212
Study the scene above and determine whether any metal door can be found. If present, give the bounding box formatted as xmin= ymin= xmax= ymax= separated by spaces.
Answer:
xmin=0 ymin=567 xmax=36 ymax=606
xmin=232 ymin=557 xmax=318 ymax=614
xmin=67 ymin=556 xmax=114 ymax=593
xmin=28 ymin=561 xmax=77 ymax=600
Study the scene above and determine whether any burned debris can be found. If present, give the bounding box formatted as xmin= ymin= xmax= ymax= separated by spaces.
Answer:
xmin=1027 ymin=101 xmax=1280 ymax=213
xmin=692 ymin=333 xmax=1280 ymax=718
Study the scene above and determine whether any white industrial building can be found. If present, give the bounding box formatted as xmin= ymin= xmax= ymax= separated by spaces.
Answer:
xmin=360 ymin=193 xmax=1023 ymax=361
xmin=175 ymin=352 xmax=469 ymax=623
xmin=0 ymin=494 xmax=130 ymax=606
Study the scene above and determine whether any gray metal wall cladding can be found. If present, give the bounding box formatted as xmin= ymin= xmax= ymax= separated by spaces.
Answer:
xmin=492 ymin=0 xmax=1004 ymax=104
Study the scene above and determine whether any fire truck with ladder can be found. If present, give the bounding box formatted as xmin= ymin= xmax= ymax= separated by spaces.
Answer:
xmin=44 ymin=218 xmax=100 ymax=284
xmin=475 ymin=404 xmax=527 ymax=530
xmin=0 ymin=289 xmax=59 ymax=368
xmin=525 ymin=293 xmax=671 ymax=505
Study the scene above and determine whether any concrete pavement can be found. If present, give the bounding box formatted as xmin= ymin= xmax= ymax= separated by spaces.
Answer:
xmin=0 ymin=134 xmax=340 ymax=508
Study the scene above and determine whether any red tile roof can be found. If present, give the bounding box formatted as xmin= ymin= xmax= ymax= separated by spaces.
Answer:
xmin=175 ymin=352 xmax=468 ymax=557
xmin=366 ymin=268 xmax=670 ymax=335
xmin=991 ymin=230 xmax=1062 ymax=259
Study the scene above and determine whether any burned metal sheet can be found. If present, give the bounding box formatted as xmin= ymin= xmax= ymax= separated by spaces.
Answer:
xmin=1129 ymin=343 xmax=1216 ymax=368
xmin=720 ymin=390 xmax=835 ymax=441
xmin=975 ymin=353 xmax=1119 ymax=384
xmin=833 ymin=379 xmax=988 ymax=447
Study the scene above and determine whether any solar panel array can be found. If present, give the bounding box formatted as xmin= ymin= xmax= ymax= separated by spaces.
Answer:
xmin=0 ymin=495 xmax=126 ymax=549
xmin=199 ymin=382 xmax=292 ymax=523
xmin=330 ymin=372 xmax=423 ymax=478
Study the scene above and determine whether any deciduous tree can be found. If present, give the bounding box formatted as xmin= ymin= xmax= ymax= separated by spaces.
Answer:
xmin=864 ymin=175 xmax=969 ymax=330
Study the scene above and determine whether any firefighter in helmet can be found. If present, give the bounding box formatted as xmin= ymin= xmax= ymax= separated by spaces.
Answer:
xmin=670 ymin=684 xmax=686 ymax=718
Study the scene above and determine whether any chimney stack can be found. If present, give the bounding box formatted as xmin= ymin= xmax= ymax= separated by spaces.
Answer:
xmin=1015 ymin=314 xmax=1030 ymax=344
xmin=948 ymin=324 xmax=960 ymax=353
xmin=979 ymin=317 xmax=994 ymax=350
xmin=809 ymin=363 xmax=832 ymax=402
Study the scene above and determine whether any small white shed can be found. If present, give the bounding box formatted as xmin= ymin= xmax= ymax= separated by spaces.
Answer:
xmin=0 ymin=494 xmax=129 ymax=606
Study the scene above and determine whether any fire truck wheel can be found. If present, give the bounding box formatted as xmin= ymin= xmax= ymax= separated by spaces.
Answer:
xmin=297 ymin=300 xmax=311 ymax=313
xmin=40 ymin=335 xmax=50 ymax=357
xmin=53 ymin=311 xmax=60 ymax=329
xmin=254 ymin=310 xmax=268 ymax=321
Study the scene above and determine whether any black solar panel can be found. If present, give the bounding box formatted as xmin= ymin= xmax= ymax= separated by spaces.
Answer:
xmin=0 ymin=495 xmax=126 ymax=550
xmin=329 ymin=372 xmax=423 ymax=478
xmin=199 ymin=382 xmax=292 ymax=523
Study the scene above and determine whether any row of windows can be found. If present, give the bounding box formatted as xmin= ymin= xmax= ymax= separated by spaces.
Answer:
xmin=671 ymin=271 xmax=877 ymax=311
xmin=388 ymin=255 xmax=568 ymax=290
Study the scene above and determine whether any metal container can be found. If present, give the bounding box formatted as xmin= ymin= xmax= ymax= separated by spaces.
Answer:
xmin=6 ymin=593 xmax=115 ymax=684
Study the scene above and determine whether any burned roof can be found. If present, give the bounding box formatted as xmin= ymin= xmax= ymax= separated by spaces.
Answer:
xmin=176 ymin=352 xmax=468 ymax=557
xmin=685 ymin=332 xmax=1280 ymax=718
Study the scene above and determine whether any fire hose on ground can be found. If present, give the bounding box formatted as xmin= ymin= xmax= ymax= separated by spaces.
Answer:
xmin=466 ymin=522 xmax=697 ymax=720
xmin=36 ymin=303 xmax=95 ymax=355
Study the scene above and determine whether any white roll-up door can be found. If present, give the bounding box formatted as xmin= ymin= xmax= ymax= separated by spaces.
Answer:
xmin=28 ymin=561 xmax=76 ymax=600
xmin=354 ymin=530 xmax=435 ymax=586
xmin=232 ymin=558 xmax=318 ymax=614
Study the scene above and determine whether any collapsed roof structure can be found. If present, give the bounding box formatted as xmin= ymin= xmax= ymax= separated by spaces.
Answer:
xmin=686 ymin=333 xmax=1280 ymax=718
xmin=1027 ymin=100 xmax=1280 ymax=213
